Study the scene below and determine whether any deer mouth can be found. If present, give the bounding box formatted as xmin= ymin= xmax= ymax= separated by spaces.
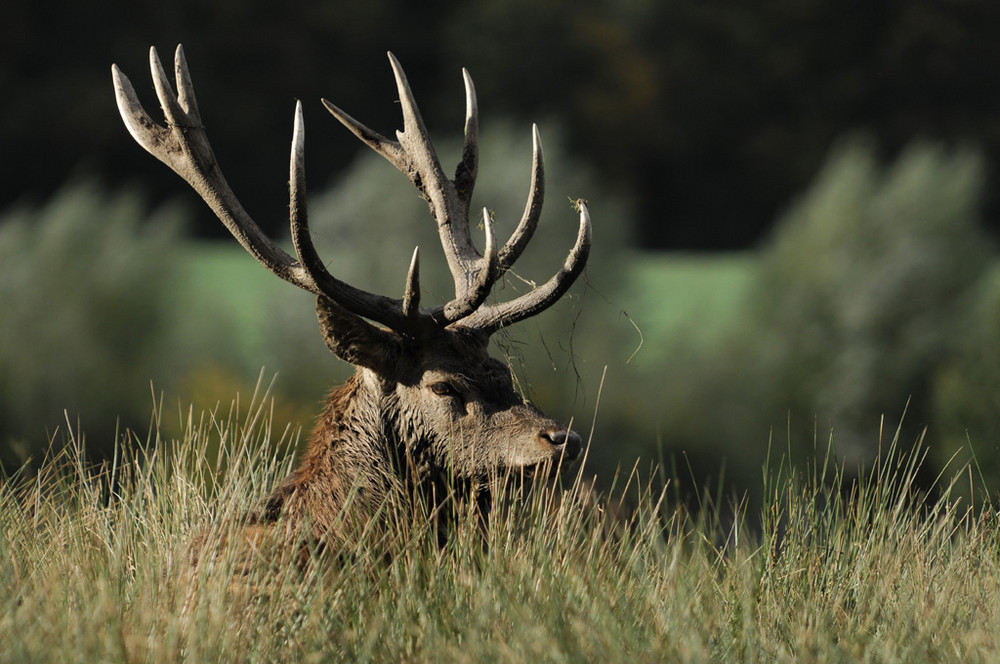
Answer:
xmin=515 ymin=442 xmax=582 ymax=480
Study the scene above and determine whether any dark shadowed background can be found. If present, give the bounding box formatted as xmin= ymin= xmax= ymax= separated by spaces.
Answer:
xmin=5 ymin=0 xmax=1000 ymax=248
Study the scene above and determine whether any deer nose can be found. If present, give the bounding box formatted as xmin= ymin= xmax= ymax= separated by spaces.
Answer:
xmin=541 ymin=429 xmax=582 ymax=461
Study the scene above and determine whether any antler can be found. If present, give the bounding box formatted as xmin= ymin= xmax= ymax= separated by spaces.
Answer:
xmin=323 ymin=52 xmax=591 ymax=333
xmin=112 ymin=45 xmax=414 ymax=334
xmin=112 ymin=45 xmax=590 ymax=340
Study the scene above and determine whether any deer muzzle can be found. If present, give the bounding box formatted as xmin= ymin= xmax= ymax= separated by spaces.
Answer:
xmin=541 ymin=429 xmax=582 ymax=462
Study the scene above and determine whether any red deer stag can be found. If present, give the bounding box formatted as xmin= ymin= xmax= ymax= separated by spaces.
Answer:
xmin=112 ymin=45 xmax=591 ymax=548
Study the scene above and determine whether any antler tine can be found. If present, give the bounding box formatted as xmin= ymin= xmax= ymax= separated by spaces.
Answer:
xmin=320 ymin=98 xmax=407 ymax=169
xmin=172 ymin=45 xmax=201 ymax=120
xmin=112 ymin=64 xmax=168 ymax=159
xmin=461 ymin=202 xmax=591 ymax=333
xmin=386 ymin=53 xmax=440 ymax=167
xmin=454 ymin=68 xmax=479 ymax=203
xmin=496 ymin=124 xmax=545 ymax=275
xmin=288 ymin=100 xmax=323 ymax=279
xmin=148 ymin=47 xmax=191 ymax=129
xmin=402 ymin=247 xmax=421 ymax=319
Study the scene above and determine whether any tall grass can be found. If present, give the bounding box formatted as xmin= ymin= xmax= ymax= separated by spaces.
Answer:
xmin=2 ymin=395 xmax=998 ymax=662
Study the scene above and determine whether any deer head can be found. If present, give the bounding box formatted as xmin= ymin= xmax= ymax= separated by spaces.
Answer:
xmin=112 ymin=46 xmax=591 ymax=543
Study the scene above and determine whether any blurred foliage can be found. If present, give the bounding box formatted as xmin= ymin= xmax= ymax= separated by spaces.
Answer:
xmin=5 ymin=0 xmax=1000 ymax=249
xmin=0 ymin=182 xmax=184 ymax=465
xmin=0 ymin=182 xmax=315 ymax=467
xmin=757 ymin=138 xmax=991 ymax=464
xmin=632 ymin=138 xmax=995 ymax=496
xmin=931 ymin=268 xmax=1000 ymax=487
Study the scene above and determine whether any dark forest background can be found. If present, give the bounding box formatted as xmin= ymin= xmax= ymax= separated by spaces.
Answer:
xmin=5 ymin=0 xmax=1000 ymax=249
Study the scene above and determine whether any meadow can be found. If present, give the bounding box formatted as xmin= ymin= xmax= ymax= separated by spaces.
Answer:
xmin=4 ymin=133 xmax=1000 ymax=661
xmin=2 ymin=388 xmax=998 ymax=663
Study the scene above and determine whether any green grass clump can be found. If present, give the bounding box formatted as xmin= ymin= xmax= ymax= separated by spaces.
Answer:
xmin=2 ymin=396 xmax=998 ymax=662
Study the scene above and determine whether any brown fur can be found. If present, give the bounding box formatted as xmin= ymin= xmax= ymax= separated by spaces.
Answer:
xmin=250 ymin=376 xmax=361 ymax=537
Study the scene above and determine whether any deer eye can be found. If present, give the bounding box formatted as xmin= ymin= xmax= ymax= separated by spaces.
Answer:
xmin=429 ymin=381 xmax=458 ymax=397
xmin=427 ymin=380 xmax=461 ymax=397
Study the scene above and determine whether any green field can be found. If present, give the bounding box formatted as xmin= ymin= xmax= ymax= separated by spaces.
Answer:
xmin=624 ymin=252 xmax=756 ymax=358
xmin=169 ymin=242 xmax=287 ymax=357
xmin=169 ymin=243 xmax=757 ymax=361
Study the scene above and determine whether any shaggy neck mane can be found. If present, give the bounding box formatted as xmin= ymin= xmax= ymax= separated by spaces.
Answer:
xmin=250 ymin=370 xmax=489 ymax=545
xmin=251 ymin=374 xmax=384 ymax=535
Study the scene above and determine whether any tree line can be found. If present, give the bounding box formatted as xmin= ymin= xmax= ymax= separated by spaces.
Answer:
xmin=3 ymin=0 xmax=1000 ymax=248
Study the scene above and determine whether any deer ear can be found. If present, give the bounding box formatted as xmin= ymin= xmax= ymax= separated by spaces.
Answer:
xmin=315 ymin=296 xmax=402 ymax=371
